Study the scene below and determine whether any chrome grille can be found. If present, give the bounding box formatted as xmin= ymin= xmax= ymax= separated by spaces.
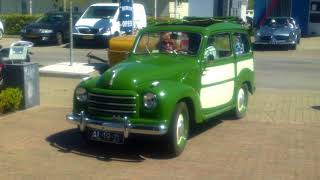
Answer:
xmin=88 ymin=93 xmax=137 ymax=117
xmin=78 ymin=28 xmax=98 ymax=34
xmin=260 ymin=36 xmax=272 ymax=41
xmin=275 ymin=35 xmax=289 ymax=40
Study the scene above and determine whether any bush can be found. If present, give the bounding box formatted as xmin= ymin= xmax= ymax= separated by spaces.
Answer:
xmin=0 ymin=88 xmax=22 ymax=113
xmin=0 ymin=14 xmax=41 ymax=35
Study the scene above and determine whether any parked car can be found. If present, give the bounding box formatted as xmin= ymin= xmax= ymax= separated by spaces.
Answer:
xmin=66 ymin=18 xmax=255 ymax=156
xmin=255 ymin=17 xmax=301 ymax=49
xmin=73 ymin=3 xmax=146 ymax=46
xmin=21 ymin=11 xmax=81 ymax=45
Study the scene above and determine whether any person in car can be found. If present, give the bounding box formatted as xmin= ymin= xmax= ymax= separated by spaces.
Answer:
xmin=159 ymin=32 xmax=177 ymax=53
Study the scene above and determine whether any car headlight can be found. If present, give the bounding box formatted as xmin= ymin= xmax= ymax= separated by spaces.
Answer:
xmin=143 ymin=92 xmax=157 ymax=109
xmin=256 ymin=31 xmax=261 ymax=37
xmin=75 ymin=87 xmax=87 ymax=102
xmin=39 ymin=29 xmax=53 ymax=33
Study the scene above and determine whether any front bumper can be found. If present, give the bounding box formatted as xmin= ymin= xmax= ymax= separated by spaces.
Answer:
xmin=21 ymin=33 xmax=56 ymax=43
xmin=254 ymin=39 xmax=296 ymax=45
xmin=73 ymin=33 xmax=112 ymax=43
xmin=66 ymin=112 xmax=168 ymax=138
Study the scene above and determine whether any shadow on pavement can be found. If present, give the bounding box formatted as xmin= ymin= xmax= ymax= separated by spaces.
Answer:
xmin=46 ymin=116 xmax=229 ymax=161
xmin=46 ymin=128 xmax=177 ymax=162
xmin=63 ymin=43 xmax=107 ymax=49
xmin=312 ymin=106 xmax=320 ymax=111
xmin=253 ymin=44 xmax=291 ymax=51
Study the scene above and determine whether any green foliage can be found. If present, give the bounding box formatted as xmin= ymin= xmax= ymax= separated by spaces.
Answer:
xmin=248 ymin=0 xmax=255 ymax=10
xmin=0 ymin=14 xmax=42 ymax=35
xmin=147 ymin=16 xmax=183 ymax=26
xmin=0 ymin=88 xmax=22 ymax=113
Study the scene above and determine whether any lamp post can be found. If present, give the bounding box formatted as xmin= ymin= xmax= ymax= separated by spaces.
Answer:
xmin=154 ymin=0 xmax=157 ymax=19
xmin=29 ymin=0 xmax=32 ymax=15
xmin=69 ymin=1 xmax=74 ymax=66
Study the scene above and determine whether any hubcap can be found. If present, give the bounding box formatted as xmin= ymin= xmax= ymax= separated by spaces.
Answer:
xmin=237 ymin=88 xmax=246 ymax=112
xmin=176 ymin=114 xmax=185 ymax=145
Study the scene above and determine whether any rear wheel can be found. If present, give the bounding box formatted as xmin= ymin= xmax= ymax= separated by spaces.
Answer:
xmin=233 ymin=84 xmax=249 ymax=119
xmin=165 ymin=102 xmax=190 ymax=157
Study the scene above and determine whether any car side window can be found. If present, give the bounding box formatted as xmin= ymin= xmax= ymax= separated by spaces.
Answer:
xmin=204 ymin=33 xmax=232 ymax=61
xmin=232 ymin=33 xmax=250 ymax=56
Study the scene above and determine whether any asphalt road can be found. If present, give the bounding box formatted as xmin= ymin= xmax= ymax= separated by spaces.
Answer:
xmin=1 ymin=37 xmax=320 ymax=91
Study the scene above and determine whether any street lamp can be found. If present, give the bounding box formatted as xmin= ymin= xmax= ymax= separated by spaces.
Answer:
xmin=29 ymin=0 xmax=32 ymax=15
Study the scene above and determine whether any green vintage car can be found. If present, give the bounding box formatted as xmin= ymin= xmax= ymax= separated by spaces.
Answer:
xmin=66 ymin=18 xmax=255 ymax=156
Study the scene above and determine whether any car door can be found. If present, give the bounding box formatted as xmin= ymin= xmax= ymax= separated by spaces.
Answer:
xmin=200 ymin=32 xmax=236 ymax=113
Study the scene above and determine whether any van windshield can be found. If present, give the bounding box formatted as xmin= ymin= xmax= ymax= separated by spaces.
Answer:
xmin=82 ymin=6 xmax=118 ymax=19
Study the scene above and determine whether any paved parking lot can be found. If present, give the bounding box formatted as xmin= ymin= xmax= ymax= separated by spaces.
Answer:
xmin=0 ymin=37 xmax=320 ymax=179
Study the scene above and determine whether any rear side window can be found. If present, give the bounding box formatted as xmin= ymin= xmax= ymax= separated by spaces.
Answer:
xmin=205 ymin=33 xmax=232 ymax=60
xmin=232 ymin=33 xmax=250 ymax=56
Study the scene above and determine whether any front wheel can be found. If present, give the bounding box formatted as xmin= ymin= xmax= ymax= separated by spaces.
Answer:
xmin=233 ymin=84 xmax=249 ymax=119
xmin=165 ymin=102 xmax=190 ymax=157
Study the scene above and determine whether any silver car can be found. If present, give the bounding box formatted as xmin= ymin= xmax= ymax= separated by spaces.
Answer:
xmin=255 ymin=17 xmax=301 ymax=50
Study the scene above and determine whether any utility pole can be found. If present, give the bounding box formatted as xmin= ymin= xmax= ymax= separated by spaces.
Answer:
xmin=69 ymin=1 xmax=74 ymax=66
xmin=64 ymin=0 xmax=67 ymax=12
xmin=29 ymin=0 xmax=32 ymax=15
xmin=154 ymin=0 xmax=157 ymax=19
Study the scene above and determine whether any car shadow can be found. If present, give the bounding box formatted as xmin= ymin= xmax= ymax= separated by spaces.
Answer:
xmin=46 ymin=114 xmax=233 ymax=161
xmin=253 ymin=45 xmax=291 ymax=51
xmin=63 ymin=43 xmax=107 ymax=49
xmin=312 ymin=106 xmax=320 ymax=111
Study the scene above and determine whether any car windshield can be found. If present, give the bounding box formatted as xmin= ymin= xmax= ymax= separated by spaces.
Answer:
xmin=134 ymin=31 xmax=202 ymax=56
xmin=36 ymin=14 xmax=65 ymax=23
xmin=82 ymin=6 xmax=118 ymax=19
xmin=265 ymin=18 xmax=290 ymax=27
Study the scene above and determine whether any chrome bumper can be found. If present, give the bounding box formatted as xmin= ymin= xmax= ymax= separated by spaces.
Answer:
xmin=254 ymin=40 xmax=296 ymax=45
xmin=66 ymin=112 xmax=168 ymax=138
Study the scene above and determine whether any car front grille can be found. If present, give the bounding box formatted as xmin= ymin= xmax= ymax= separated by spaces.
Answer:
xmin=87 ymin=93 xmax=137 ymax=117
xmin=275 ymin=35 xmax=289 ymax=40
xmin=260 ymin=36 xmax=272 ymax=41
xmin=78 ymin=28 xmax=99 ymax=34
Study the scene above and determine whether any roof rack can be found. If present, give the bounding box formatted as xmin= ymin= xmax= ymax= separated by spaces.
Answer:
xmin=183 ymin=16 xmax=246 ymax=26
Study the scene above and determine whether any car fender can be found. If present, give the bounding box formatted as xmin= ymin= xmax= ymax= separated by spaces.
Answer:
xmin=142 ymin=80 xmax=203 ymax=126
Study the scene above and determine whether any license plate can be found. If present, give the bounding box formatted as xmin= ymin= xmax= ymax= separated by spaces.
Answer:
xmin=27 ymin=34 xmax=38 ymax=38
xmin=90 ymin=129 xmax=124 ymax=144
xmin=82 ymin=35 xmax=94 ymax=40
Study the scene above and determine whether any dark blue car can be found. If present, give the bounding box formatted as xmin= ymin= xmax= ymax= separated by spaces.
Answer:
xmin=21 ymin=11 xmax=81 ymax=45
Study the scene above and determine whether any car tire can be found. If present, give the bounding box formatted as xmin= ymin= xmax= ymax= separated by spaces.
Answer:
xmin=233 ymin=84 xmax=249 ymax=119
xmin=165 ymin=102 xmax=189 ymax=157
xmin=56 ymin=32 xmax=63 ymax=45
xmin=290 ymin=44 xmax=297 ymax=50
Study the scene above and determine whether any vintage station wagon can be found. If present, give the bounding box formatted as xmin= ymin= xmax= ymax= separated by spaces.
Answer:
xmin=66 ymin=18 xmax=255 ymax=156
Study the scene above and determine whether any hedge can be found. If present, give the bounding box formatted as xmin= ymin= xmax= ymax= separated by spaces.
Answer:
xmin=0 ymin=88 xmax=22 ymax=114
xmin=0 ymin=14 xmax=41 ymax=35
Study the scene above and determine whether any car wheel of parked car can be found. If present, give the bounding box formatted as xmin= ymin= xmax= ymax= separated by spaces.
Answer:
xmin=166 ymin=102 xmax=189 ymax=157
xmin=290 ymin=44 xmax=297 ymax=50
xmin=233 ymin=84 xmax=249 ymax=119
xmin=56 ymin=32 xmax=63 ymax=45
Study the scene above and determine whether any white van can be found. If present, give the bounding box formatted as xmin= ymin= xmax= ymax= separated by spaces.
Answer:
xmin=73 ymin=3 xmax=146 ymax=44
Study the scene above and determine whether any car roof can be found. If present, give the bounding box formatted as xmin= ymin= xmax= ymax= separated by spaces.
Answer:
xmin=143 ymin=17 xmax=247 ymax=34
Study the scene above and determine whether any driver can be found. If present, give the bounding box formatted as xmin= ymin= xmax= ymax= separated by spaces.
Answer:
xmin=159 ymin=32 xmax=177 ymax=53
